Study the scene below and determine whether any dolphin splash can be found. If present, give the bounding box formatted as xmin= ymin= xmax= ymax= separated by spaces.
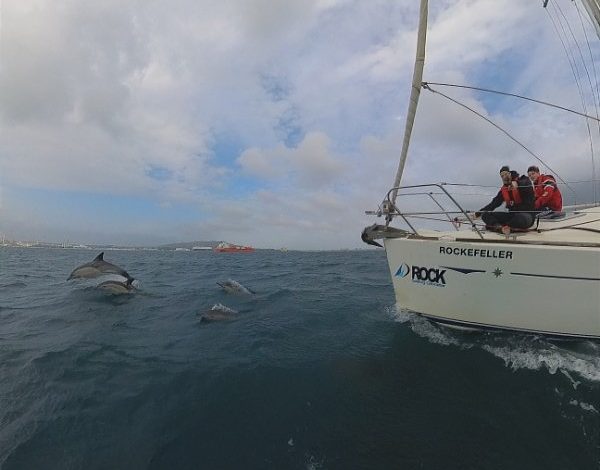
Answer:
xmin=97 ymin=278 xmax=136 ymax=295
xmin=68 ymin=252 xmax=134 ymax=282
xmin=199 ymin=303 xmax=238 ymax=323
xmin=216 ymin=279 xmax=255 ymax=295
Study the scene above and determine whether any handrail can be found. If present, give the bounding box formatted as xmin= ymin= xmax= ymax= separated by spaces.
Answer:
xmin=427 ymin=192 xmax=459 ymax=231
xmin=382 ymin=183 xmax=486 ymax=240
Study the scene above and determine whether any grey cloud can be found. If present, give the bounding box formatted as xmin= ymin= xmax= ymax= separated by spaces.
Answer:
xmin=237 ymin=132 xmax=345 ymax=189
xmin=1 ymin=1 xmax=148 ymax=128
xmin=1 ymin=0 xmax=598 ymax=248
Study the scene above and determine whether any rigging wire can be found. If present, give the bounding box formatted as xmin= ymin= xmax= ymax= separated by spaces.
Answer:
xmin=574 ymin=1 xmax=600 ymax=112
xmin=562 ymin=178 xmax=600 ymax=183
xmin=554 ymin=0 xmax=599 ymax=109
xmin=422 ymin=83 xmax=578 ymax=198
xmin=546 ymin=4 xmax=588 ymax=114
xmin=574 ymin=0 xmax=599 ymax=32
xmin=573 ymin=0 xmax=600 ymax=203
xmin=552 ymin=0 xmax=599 ymax=202
xmin=441 ymin=179 xmax=600 ymax=186
xmin=422 ymin=82 xmax=600 ymax=121
xmin=546 ymin=1 xmax=598 ymax=202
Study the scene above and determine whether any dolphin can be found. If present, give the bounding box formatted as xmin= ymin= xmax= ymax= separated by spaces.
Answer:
xmin=68 ymin=252 xmax=133 ymax=281
xmin=199 ymin=303 xmax=238 ymax=323
xmin=361 ymin=224 xmax=383 ymax=248
xmin=216 ymin=279 xmax=255 ymax=295
xmin=97 ymin=278 xmax=135 ymax=295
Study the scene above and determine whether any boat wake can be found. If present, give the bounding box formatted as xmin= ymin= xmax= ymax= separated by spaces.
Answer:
xmin=388 ymin=306 xmax=463 ymax=347
xmin=481 ymin=341 xmax=600 ymax=384
xmin=389 ymin=306 xmax=600 ymax=384
xmin=390 ymin=304 xmax=600 ymax=452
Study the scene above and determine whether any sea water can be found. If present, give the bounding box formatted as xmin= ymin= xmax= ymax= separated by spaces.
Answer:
xmin=0 ymin=247 xmax=598 ymax=469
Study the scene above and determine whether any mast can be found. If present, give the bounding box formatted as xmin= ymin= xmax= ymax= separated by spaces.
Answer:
xmin=580 ymin=0 xmax=600 ymax=39
xmin=390 ymin=0 xmax=428 ymax=205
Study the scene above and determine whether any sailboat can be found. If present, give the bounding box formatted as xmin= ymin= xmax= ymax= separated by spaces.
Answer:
xmin=363 ymin=0 xmax=600 ymax=339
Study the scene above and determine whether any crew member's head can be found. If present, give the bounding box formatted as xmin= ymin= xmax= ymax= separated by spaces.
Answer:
xmin=499 ymin=165 xmax=512 ymax=185
xmin=527 ymin=165 xmax=540 ymax=182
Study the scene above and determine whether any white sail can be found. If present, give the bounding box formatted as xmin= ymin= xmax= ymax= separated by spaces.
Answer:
xmin=391 ymin=0 xmax=428 ymax=204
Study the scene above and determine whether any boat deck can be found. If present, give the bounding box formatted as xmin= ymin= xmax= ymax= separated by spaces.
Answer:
xmin=413 ymin=208 xmax=600 ymax=246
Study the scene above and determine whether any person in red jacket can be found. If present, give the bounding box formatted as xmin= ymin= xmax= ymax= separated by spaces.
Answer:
xmin=527 ymin=165 xmax=563 ymax=213
xmin=473 ymin=165 xmax=535 ymax=235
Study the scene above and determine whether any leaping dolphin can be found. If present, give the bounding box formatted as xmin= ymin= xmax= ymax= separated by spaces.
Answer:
xmin=216 ymin=279 xmax=255 ymax=295
xmin=97 ymin=278 xmax=135 ymax=295
xmin=199 ymin=303 xmax=238 ymax=323
xmin=67 ymin=252 xmax=134 ymax=281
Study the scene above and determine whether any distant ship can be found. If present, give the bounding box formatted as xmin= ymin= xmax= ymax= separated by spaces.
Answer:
xmin=214 ymin=242 xmax=255 ymax=253
xmin=192 ymin=246 xmax=213 ymax=251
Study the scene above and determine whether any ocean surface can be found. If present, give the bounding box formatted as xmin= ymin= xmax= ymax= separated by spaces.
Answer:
xmin=0 ymin=247 xmax=598 ymax=470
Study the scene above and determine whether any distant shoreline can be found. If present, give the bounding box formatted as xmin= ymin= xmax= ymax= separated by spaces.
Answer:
xmin=0 ymin=243 xmax=376 ymax=252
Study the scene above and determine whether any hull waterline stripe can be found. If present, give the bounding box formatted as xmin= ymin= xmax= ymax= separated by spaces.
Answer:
xmin=510 ymin=272 xmax=600 ymax=281
xmin=418 ymin=312 xmax=600 ymax=340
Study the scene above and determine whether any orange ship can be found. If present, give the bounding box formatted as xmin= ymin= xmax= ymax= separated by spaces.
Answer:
xmin=213 ymin=242 xmax=255 ymax=253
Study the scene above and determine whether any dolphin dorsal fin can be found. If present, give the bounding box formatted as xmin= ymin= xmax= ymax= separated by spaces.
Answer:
xmin=94 ymin=252 xmax=104 ymax=261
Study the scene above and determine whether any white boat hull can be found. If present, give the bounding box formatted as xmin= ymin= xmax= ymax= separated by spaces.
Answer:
xmin=384 ymin=237 xmax=600 ymax=339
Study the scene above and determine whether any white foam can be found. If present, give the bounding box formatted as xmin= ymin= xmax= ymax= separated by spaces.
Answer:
xmin=385 ymin=304 xmax=409 ymax=323
xmin=305 ymin=454 xmax=324 ymax=470
xmin=568 ymin=399 xmax=599 ymax=414
xmin=389 ymin=306 xmax=600 ymax=383
xmin=559 ymin=369 xmax=581 ymax=390
xmin=211 ymin=303 xmax=238 ymax=314
xmin=482 ymin=343 xmax=600 ymax=383
xmin=220 ymin=279 xmax=253 ymax=295
xmin=390 ymin=306 xmax=462 ymax=347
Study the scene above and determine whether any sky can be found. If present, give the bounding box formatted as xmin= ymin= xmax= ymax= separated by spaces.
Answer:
xmin=1 ymin=0 xmax=599 ymax=249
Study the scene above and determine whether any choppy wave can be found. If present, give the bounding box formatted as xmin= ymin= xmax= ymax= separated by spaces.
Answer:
xmin=0 ymin=281 xmax=27 ymax=289
xmin=1 ymin=247 xmax=598 ymax=469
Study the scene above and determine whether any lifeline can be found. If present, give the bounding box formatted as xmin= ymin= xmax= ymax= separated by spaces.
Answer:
xmin=439 ymin=246 xmax=513 ymax=259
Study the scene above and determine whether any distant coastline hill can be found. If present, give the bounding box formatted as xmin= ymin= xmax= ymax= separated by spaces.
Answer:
xmin=157 ymin=241 xmax=221 ymax=250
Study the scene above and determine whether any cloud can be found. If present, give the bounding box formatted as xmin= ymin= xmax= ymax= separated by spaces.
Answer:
xmin=237 ymin=132 xmax=345 ymax=189
xmin=0 ymin=0 xmax=598 ymax=247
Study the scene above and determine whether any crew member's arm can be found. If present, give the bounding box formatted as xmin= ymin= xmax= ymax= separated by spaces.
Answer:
xmin=475 ymin=191 xmax=503 ymax=218
xmin=534 ymin=181 xmax=556 ymax=209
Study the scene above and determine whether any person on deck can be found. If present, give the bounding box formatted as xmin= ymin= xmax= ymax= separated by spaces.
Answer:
xmin=473 ymin=166 xmax=535 ymax=235
xmin=527 ymin=165 xmax=563 ymax=213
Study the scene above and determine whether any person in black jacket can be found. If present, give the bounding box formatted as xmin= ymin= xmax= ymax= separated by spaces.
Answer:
xmin=473 ymin=165 xmax=535 ymax=234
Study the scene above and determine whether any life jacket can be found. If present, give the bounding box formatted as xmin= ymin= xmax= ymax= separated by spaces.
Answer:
xmin=534 ymin=174 xmax=563 ymax=211
xmin=534 ymin=174 xmax=557 ymax=196
xmin=501 ymin=184 xmax=522 ymax=206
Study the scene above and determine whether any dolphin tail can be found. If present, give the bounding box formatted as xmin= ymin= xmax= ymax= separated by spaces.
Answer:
xmin=119 ymin=267 xmax=134 ymax=282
